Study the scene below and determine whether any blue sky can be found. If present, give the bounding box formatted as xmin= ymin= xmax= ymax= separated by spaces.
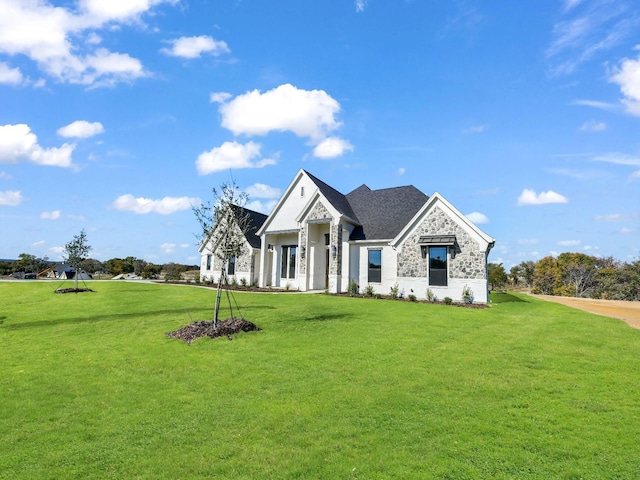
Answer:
xmin=1 ymin=0 xmax=639 ymax=268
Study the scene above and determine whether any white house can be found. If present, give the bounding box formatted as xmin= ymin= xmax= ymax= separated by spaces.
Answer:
xmin=200 ymin=169 xmax=495 ymax=303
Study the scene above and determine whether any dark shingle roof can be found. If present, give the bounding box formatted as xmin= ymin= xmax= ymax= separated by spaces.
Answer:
xmin=304 ymin=170 xmax=359 ymax=221
xmin=303 ymin=170 xmax=429 ymax=241
xmin=231 ymin=205 xmax=268 ymax=249
xmin=346 ymin=184 xmax=428 ymax=240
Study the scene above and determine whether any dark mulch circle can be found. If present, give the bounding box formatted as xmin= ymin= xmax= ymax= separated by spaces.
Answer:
xmin=54 ymin=288 xmax=95 ymax=294
xmin=166 ymin=317 xmax=261 ymax=345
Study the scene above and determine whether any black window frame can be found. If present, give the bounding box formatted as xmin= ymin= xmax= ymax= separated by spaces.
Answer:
xmin=227 ymin=255 xmax=236 ymax=275
xmin=368 ymin=249 xmax=382 ymax=283
xmin=428 ymin=246 xmax=448 ymax=286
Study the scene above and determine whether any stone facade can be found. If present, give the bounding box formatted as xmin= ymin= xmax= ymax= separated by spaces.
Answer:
xmin=397 ymin=206 xmax=485 ymax=280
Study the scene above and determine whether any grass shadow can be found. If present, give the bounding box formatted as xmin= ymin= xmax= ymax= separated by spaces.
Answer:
xmin=2 ymin=308 xmax=213 ymax=330
xmin=490 ymin=291 xmax=529 ymax=304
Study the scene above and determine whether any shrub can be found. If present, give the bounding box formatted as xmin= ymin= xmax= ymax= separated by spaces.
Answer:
xmin=462 ymin=285 xmax=474 ymax=304
xmin=408 ymin=294 xmax=417 ymax=302
xmin=390 ymin=283 xmax=399 ymax=299
xmin=426 ymin=288 xmax=436 ymax=302
xmin=443 ymin=296 xmax=453 ymax=305
xmin=363 ymin=285 xmax=375 ymax=297
xmin=240 ymin=277 xmax=248 ymax=287
xmin=348 ymin=279 xmax=359 ymax=297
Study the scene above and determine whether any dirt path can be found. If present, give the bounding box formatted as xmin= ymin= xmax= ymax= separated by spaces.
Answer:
xmin=533 ymin=295 xmax=640 ymax=330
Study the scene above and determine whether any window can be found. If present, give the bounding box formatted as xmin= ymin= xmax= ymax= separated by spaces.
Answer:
xmin=368 ymin=249 xmax=381 ymax=283
xmin=300 ymin=186 xmax=305 ymax=197
xmin=227 ymin=255 xmax=236 ymax=275
xmin=429 ymin=246 xmax=448 ymax=286
xmin=281 ymin=245 xmax=297 ymax=279
xmin=206 ymin=255 xmax=212 ymax=270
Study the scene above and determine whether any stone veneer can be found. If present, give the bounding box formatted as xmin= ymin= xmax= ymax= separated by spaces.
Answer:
xmin=397 ymin=206 xmax=485 ymax=280
xmin=303 ymin=201 xmax=339 ymax=275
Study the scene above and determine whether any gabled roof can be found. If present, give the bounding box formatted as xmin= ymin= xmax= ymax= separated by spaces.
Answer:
xmin=346 ymin=184 xmax=429 ymax=240
xmin=304 ymin=170 xmax=359 ymax=222
xmin=231 ymin=205 xmax=268 ymax=249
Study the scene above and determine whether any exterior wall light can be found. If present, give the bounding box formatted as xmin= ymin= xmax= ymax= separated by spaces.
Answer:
xmin=331 ymin=245 xmax=337 ymax=259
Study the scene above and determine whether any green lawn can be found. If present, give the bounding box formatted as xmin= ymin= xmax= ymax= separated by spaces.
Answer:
xmin=1 ymin=281 xmax=639 ymax=479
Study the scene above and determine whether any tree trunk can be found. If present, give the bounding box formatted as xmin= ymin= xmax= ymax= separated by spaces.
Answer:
xmin=214 ymin=269 xmax=225 ymax=327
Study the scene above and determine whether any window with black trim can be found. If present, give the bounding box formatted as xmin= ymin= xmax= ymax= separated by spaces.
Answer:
xmin=368 ymin=249 xmax=381 ymax=283
xmin=281 ymin=245 xmax=297 ymax=279
xmin=206 ymin=255 xmax=212 ymax=270
xmin=429 ymin=246 xmax=447 ymax=286
xmin=227 ymin=255 xmax=236 ymax=275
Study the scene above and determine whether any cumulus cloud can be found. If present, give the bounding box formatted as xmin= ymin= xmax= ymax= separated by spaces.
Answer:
xmin=312 ymin=137 xmax=354 ymax=159
xmin=245 ymin=183 xmax=281 ymax=199
xmin=57 ymin=120 xmax=104 ymax=138
xmin=111 ymin=194 xmax=200 ymax=214
xmin=465 ymin=212 xmax=489 ymax=224
xmin=0 ymin=0 xmax=175 ymax=87
xmin=162 ymin=35 xmax=230 ymax=58
xmin=0 ymin=189 xmax=23 ymax=206
xmin=219 ymin=84 xmax=342 ymax=142
xmin=40 ymin=210 xmax=61 ymax=220
xmin=355 ymin=0 xmax=367 ymax=12
xmin=0 ymin=61 xmax=22 ymax=85
xmin=245 ymin=199 xmax=278 ymax=215
xmin=0 ymin=124 xmax=75 ymax=167
xmin=517 ymin=189 xmax=568 ymax=205
xmin=196 ymin=141 xmax=276 ymax=175
xmin=610 ymin=50 xmax=640 ymax=115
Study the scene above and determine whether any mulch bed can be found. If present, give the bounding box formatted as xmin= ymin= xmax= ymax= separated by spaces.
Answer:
xmin=166 ymin=317 xmax=261 ymax=345
xmin=54 ymin=288 xmax=95 ymax=294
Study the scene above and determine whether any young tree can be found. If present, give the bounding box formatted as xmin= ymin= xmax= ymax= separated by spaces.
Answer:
xmin=62 ymin=229 xmax=91 ymax=290
xmin=194 ymin=180 xmax=251 ymax=326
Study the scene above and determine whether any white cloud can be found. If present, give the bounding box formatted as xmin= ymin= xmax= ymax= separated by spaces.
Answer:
xmin=0 ymin=0 xmax=173 ymax=87
xmin=210 ymin=92 xmax=232 ymax=104
xmin=398 ymin=167 xmax=406 ymax=176
xmin=219 ymin=84 xmax=342 ymax=142
xmin=0 ymin=124 xmax=75 ymax=167
xmin=547 ymin=2 xmax=639 ymax=75
xmin=57 ymin=120 xmax=104 ymax=138
xmin=0 ymin=171 xmax=11 ymax=180
xmin=466 ymin=212 xmax=489 ymax=224
xmin=595 ymin=213 xmax=635 ymax=222
xmin=160 ymin=242 xmax=176 ymax=254
xmin=355 ymin=0 xmax=367 ymax=12
xmin=245 ymin=183 xmax=281 ymax=199
xmin=111 ymin=194 xmax=200 ymax=214
xmin=518 ymin=238 xmax=539 ymax=245
xmin=32 ymin=240 xmax=45 ymax=247
xmin=592 ymin=153 xmax=640 ymax=166
xmin=463 ymin=124 xmax=485 ymax=134
xmin=162 ymin=35 xmax=230 ymax=58
xmin=312 ymin=137 xmax=354 ymax=159
xmin=196 ymin=141 xmax=276 ymax=175
xmin=558 ymin=239 xmax=581 ymax=247
xmin=40 ymin=210 xmax=61 ymax=220
xmin=0 ymin=61 xmax=22 ymax=85
xmin=610 ymin=51 xmax=640 ymax=115
xmin=517 ymin=188 xmax=568 ymax=205
xmin=579 ymin=120 xmax=606 ymax=131
xmin=245 ymin=199 xmax=278 ymax=215
xmin=0 ymin=190 xmax=23 ymax=206
xmin=631 ymin=170 xmax=640 ymax=178
xmin=620 ymin=227 xmax=637 ymax=234
xmin=572 ymin=99 xmax=620 ymax=111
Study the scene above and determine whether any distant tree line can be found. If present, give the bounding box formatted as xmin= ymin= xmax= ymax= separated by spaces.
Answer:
xmin=489 ymin=253 xmax=640 ymax=301
xmin=0 ymin=253 xmax=197 ymax=280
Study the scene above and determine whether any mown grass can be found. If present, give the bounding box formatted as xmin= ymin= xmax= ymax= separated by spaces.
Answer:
xmin=1 ymin=281 xmax=639 ymax=479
